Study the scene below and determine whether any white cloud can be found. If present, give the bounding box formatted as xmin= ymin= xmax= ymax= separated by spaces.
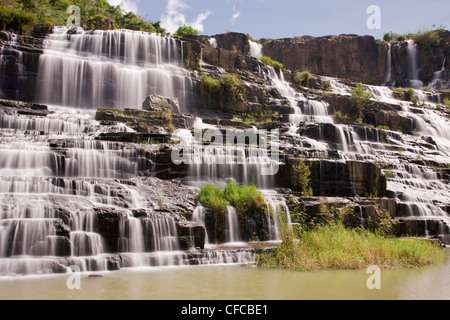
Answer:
xmin=231 ymin=11 xmax=241 ymax=25
xmin=161 ymin=0 xmax=212 ymax=34
xmin=230 ymin=5 xmax=240 ymax=25
xmin=106 ymin=0 xmax=140 ymax=13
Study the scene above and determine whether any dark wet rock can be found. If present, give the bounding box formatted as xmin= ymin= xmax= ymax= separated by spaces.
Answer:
xmin=177 ymin=222 xmax=206 ymax=250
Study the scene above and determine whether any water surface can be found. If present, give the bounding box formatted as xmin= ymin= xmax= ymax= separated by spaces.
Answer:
xmin=0 ymin=251 xmax=449 ymax=300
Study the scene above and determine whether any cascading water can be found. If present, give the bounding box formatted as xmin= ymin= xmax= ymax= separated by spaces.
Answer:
xmin=429 ymin=57 xmax=449 ymax=91
xmin=384 ymin=43 xmax=393 ymax=85
xmin=406 ymin=40 xmax=424 ymax=89
xmin=209 ymin=38 xmax=218 ymax=49
xmin=266 ymin=67 xmax=333 ymax=124
xmin=0 ymin=28 xmax=258 ymax=277
xmin=36 ymin=27 xmax=197 ymax=111
xmin=225 ymin=206 xmax=241 ymax=243
xmin=249 ymin=40 xmax=263 ymax=59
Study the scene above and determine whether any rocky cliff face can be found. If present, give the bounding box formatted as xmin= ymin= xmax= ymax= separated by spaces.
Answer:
xmin=260 ymin=35 xmax=389 ymax=84
xmin=0 ymin=32 xmax=43 ymax=102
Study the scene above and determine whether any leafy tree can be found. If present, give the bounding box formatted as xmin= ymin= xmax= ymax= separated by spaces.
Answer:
xmin=116 ymin=12 xmax=156 ymax=33
xmin=173 ymin=25 xmax=199 ymax=37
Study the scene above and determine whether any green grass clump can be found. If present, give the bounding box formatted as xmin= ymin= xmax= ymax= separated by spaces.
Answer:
xmin=443 ymin=98 xmax=450 ymax=108
xmin=293 ymin=157 xmax=313 ymax=196
xmin=197 ymin=181 xmax=267 ymax=242
xmin=224 ymin=180 xmax=266 ymax=218
xmin=260 ymin=56 xmax=284 ymax=71
xmin=292 ymin=70 xmax=311 ymax=87
xmin=350 ymin=83 xmax=374 ymax=116
xmin=199 ymin=73 xmax=246 ymax=102
xmin=257 ymin=221 xmax=445 ymax=271
xmin=220 ymin=73 xmax=246 ymax=102
xmin=0 ymin=7 xmax=37 ymax=36
xmin=199 ymin=74 xmax=221 ymax=94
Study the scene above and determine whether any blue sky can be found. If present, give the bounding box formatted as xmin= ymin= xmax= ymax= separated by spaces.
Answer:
xmin=109 ymin=0 xmax=450 ymax=39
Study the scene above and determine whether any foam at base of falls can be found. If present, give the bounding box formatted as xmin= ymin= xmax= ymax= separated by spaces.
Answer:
xmin=0 ymin=248 xmax=257 ymax=276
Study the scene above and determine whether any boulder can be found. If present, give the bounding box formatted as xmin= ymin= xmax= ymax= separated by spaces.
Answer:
xmin=142 ymin=94 xmax=181 ymax=114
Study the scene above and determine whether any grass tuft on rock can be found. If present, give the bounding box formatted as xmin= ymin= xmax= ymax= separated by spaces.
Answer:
xmin=257 ymin=220 xmax=445 ymax=272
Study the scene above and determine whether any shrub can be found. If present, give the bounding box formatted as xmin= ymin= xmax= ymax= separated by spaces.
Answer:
xmin=224 ymin=180 xmax=266 ymax=218
xmin=405 ymin=87 xmax=415 ymax=101
xmin=257 ymin=220 xmax=445 ymax=271
xmin=260 ymin=56 xmax=284 ymax=71
xmin=0 ymin=7 xmax=37 ymax=35
xmin=411 ymin=28 xmax=442 ymax=49
xmin=411 ymin=97 xmax=419 ymax=106
xmin=383 ymin=31 xmax=397 ymax=42
xmin=116 ymin=12 xmax=156 ymax=33
xmin=197 ymin=182 xmax=267 ymax=242
xmin=220 ymin=73 xmax=246 ymax=102
xmin=199 ymin=74 xmax=221 ymax=94
xmin=294 ymin=157 xmax=313 ymax=196
xmin=350 ymin=83 xmax=374 ymax=115
xmin=292 ymin=70 xmax=310 ymax=87
xmin=443 ymin=98 xmax=450 ymax=108
xmin=173 ymin=25 xmax=199 ymax=37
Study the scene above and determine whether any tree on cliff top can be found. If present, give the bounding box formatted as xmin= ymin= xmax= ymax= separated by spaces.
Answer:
xmin=173 ymin=25 xmax=199 ymax=37
xmin=0 ymin=0 xmax=166 ymax=35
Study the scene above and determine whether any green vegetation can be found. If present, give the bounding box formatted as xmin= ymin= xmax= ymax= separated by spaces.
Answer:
xmin=199 ymin=74 xmax=221 ymax=94
xmin=350 ymin=83 xmax=373 ymax=117
xmin=383 ymin=27 xmax=446 ymax=50
xmin=332 ymin=110 xmax=351 ymax=123
xmin=232 ymin=110 xmax=279 ymax=125
xmin=260 ymin=56 xmax=284 ymax=71
xmin=0 ymin=6 xmax=36 ymax=35
xmin=116 ymin=12 xmax=164 ymax=33
xmin=223 ymin=180 xmax=266 ymax=219
xmin=0 ymin=0 xmax=166 ymax=36
xmin=257 ymin=219 xmax=445 ymax=272
xmin=292 ymin=70 xmax=311 ymax=87
xmin=444 ymin=98 xmax=450 ymax=108
xmin=197 ymin=181 xmax=267 ymax=243
xmin=158 ymin=196 xmax=164 ymax=210
xmin=173 ymin=25 xmax=199 ymax=37
xmin=293 ymin=156 xmax=313 ymax=197
xmin=198 ymin=181 xmax=266 ymax=220
xmin=384 ymin=166 xmax=396 ymax=179
xmin=221 ymin=73 xmax=246 ymax=102
xmin=199 ymin=73 xmax=246 ymax=103
xmin=246 ymin=33 xmax=259 ymax=43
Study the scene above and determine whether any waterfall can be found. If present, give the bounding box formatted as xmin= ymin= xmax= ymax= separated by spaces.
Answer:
xmin=209 ymin=38 xmax=218 ymax=49
xmin=266 ymin=67 xmax=333 ymax=124
xmin=406 ymin=40 xmax=424 ymax=88
xmin=263 ymin=190 xmax=292 ymax=241
xmin=384 ymin=43 xmax=393 ymax=84
xmin=36 ymin=27 xmax=197 ymax=110
xmin=429 ymin=57 xmax=449 ymax=91
xmin=225 ymin=206 xmax=241 ymax=243
xmin=192 ymin=205 xmax=209 ymax=246
xmin=249 ymin=40 xmax=263 ymax=59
